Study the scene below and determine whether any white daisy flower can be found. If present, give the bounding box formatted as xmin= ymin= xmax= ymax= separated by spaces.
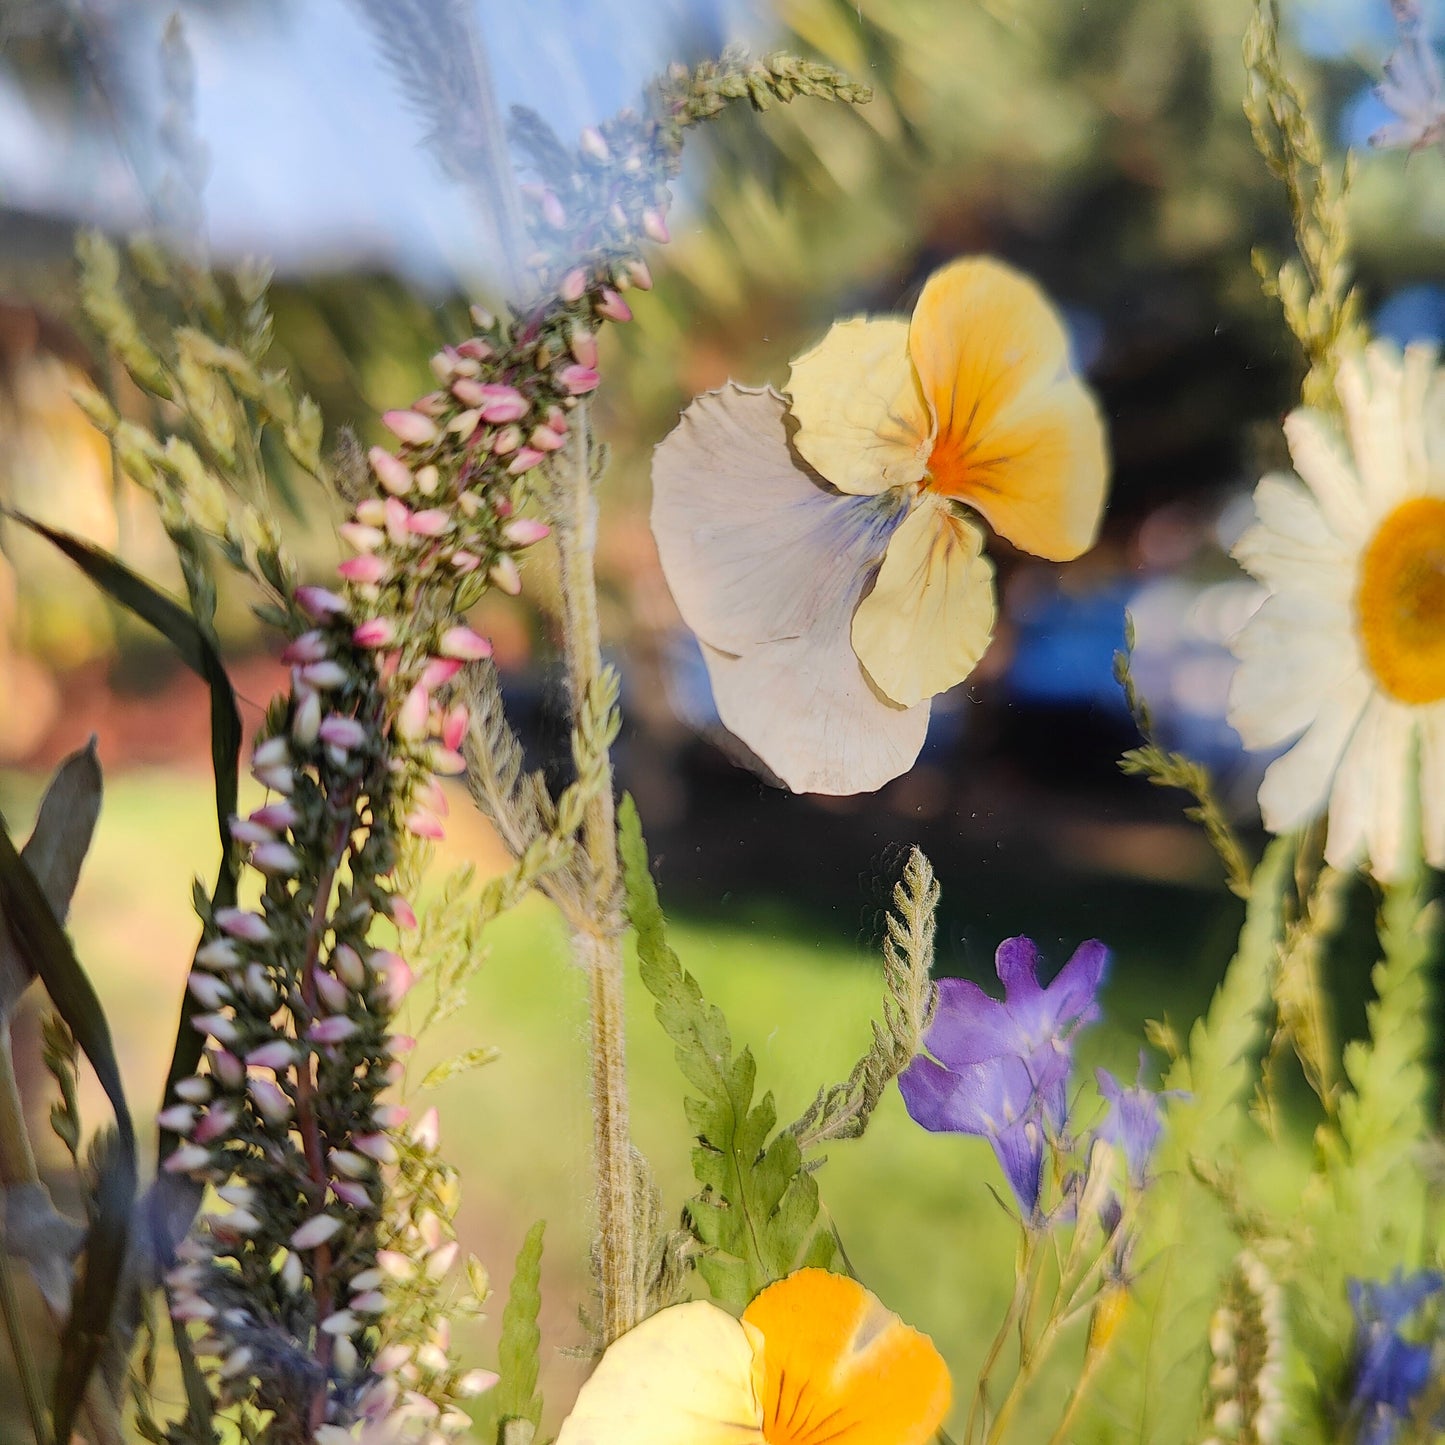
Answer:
xmin=1228 ymin=342 xmax=1445 ymax=881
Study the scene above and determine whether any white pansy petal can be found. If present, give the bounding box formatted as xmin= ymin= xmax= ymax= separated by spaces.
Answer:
xmin=555 ymin=1300 xmax=764 ymax=1445
xmin=1325 ymin=694 xmax=1416 ymax=882
xmin=1419 ymin=705 xmax=1445 ymax=869
xmin=1255 ymin=672 xmax=1371 ymax=834
xmin=787 ymin=317 xmax=931 ymax=495
xmin=1283 ymin=408 xmax=1369 ymax=538
xmin=651 ymin=384 xmax=907 ymax=655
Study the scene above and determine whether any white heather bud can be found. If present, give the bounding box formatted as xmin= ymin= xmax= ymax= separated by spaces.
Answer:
xmin=217 ymin=1184 xmax=255 ymax=1207
xmin=251 ymin=736 xmax=291 ymax=771
xmin=333 ymin=944 xmax=366 ymax=988
xmin=192 ymin=1012 xmax=239 ymax=1046
xmin=416 ymin=1343 xmax=449 ymax=1374
xmin=415 ymin=464 xmax=440 ymax=495
xmin=217 ymin=1207 xmax=262 ymax=1236
xmin=157 ymin=1104 xmax=196 ymax=1133
xmin=579 ymin=125 xmax=610 ymax=161
xmin=426 ymin=1241 xmax=459 ymax=1279
xmin=248 ymin=1076 xmax=292 ymax=1124
xmin=244 ymin=964 xmax=277 ymax=1008
xmin=279 ymin=1250 xmax=305 ymax=1295
xmin=354 ymin=1132 xmax=397 ymax=1164
xmin=253 ymin=842 xmax=301 ymax=877
xmin=291 ymin=1214 xmax=343 ymax=1250
xmin=315 ymin=969 xmax=350 ymax=1012
xmin=349 ymin=1268 xmax=384 ymax=1293
xmin=216 ymin=908 xmax=271 ymax=943
xmin=458 ymin=1369 xmax=499 ymax=1398
xmin=187 ymin=973 xmax=231 ymax=1009
xmin=219 ymin=1346 xmax=255 ymax=1380
xmin=351 ymin=1290 xmax=386 ymax=1315
xmin=174 ymin=1076 xmax=212 ymax=1104
xmin=195 ymin=938 xmax=241 ymax=971
xmin=164 ymin=1144 xmax=212 ymax=1175
xmin=377 ymin=1250 xmax=415 ymax=1281
xmin=292 ymin=689 xmax=322 ymax=746
xmin=320 ymin=1309 xmax=358 ymax=1336
xmin=246 ymin=1040 xmax=295 ymax=1070
xmin=333 ymin=1335 xmax=359 ymax=1378
xmin=330 ymin=1149 xmax=371 ymax=1179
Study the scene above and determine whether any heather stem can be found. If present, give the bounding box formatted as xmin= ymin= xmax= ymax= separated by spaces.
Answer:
xmin=555 ymin=404 xmax=637 ymax=1345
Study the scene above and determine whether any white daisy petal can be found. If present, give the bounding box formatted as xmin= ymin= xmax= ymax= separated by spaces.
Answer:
xmin=651 ymin=383 xmax=928 ymax=794
xmin=1420 ymin=704 xmax=1445 ymax=870
xmin=1282 ymin=409 xmax=1369 ymax=538
xmin=1337 ymin=346 xmax=1412 ymax=513
xmin=1326 ymin=695 xmax=1416 ymax=882
xmin=1255 ymin=672 xmax=1371 ymax=835
xmin=1233 ymin=473 xmax=1352 ymax=601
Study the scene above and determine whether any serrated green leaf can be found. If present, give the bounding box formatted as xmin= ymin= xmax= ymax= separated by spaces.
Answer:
xmin=494 ymin=1221 xmax=545 ymax=1432
xmin=620 ymin=795 xmax=832 ymax=1311
xmin=420 ymin=1046 xmax=502 ymax=1089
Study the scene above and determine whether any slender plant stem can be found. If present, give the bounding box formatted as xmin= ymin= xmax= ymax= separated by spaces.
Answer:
xmin=968 ymin=1230 xmax=1036 ymax=1444
xmin=555 ymin=404 xmax=636 ymax=1344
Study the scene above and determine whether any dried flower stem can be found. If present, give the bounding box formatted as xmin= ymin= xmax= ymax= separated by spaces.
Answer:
xmin=555 ymin=404 xmax=636 ymax=1343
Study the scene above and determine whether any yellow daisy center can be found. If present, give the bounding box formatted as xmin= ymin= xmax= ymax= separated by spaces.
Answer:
xmin=1356 ymin=495 xmax=1445 ymax=705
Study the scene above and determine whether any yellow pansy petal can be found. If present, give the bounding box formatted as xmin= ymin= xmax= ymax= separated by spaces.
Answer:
xmin=909 ymin=256 xmax=1109 ymax=560
xmin=851 ymin=497 xmax=996 ymax=708
xmin=555 ymin=1300 xmax=764 ymax=1445
xmin=787 ymin=316 xmax=932 ymax=495
xmin=741 ymin=1270 xmax=951 ymax=1445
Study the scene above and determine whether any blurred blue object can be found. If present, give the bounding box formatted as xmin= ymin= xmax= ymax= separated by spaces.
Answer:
xmin=1374 ymin=283 xmax=1445 ymax=344
xmin=1341 ymin=82 xmax=1405 ymax=149
xmin=1291 ymin=0 xmax=1409 ymax=60
xmin=1003 ymin=582 xmax=1130 ymax=714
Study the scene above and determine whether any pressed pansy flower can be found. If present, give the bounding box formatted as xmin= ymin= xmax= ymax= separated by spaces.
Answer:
xmin=898 ymin=936 xmax=1108 ymax=1214
xmin=652 ymin=257 xmax=1109 ymax=794
xmin=554 ymin=1268 xmax=950 ymax=1445
xmin=1227 ymin=342 xmax=1445 ymax=881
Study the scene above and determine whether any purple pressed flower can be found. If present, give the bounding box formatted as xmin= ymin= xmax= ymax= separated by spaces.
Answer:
xmin=923 ymin=936 xmax=1109 ymax=1130
xmin=1349 ymin=1270 xmax=1444 ymax=1445
xmin=1371 ymin=2 xmax=1445 ymax=153
xmin=1094 ymin=1055 xmax=1183 ymax=1188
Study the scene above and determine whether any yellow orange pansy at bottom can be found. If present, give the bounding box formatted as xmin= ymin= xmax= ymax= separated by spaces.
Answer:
xmin=555 ymin=1269 xmax=951 ymax=1445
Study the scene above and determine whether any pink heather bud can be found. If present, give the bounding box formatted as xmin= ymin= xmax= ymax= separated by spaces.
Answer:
xmin=389 ymin=1034 xmax=417 ymax=1055
xmin=625 ymin=257 xmax=654 ymax=291
xmin=370 ymin=948 xmax=405 ymax=975
xmin=355 ymin=1133 xmax=398 ymax=1164
xmin=229 ymin=816 xmax=274 ymax=846
xmin=352 ymin=617 xmax=396 ymax=648
xmin=164 ymin=1144 xmax=212 ymax=1176
xmin=459 ymin=331 xmax=493 ymax=356
xmin=355 ymin=497 xmax=386 ymax=527
xmin=507 ymin=446 xmax=546 ymax=475
xmin=397 ymin=684 xmax=430 ymax=741
xmin=383 ymin=495 xmax=411 ymax=546
xmin=192 ymin=1013 xmax=239 ymax=1047
xmin=375 ymin=1105 xmax=409 ymax=1131
xmin=377 ymin=1250 xmax=415 ymax=1282
xmin=331 ymin=1179 xmax=371 ymax=1209
xmin=291 ymin=1214 xmax=343 ymax=1250
xmin=253 ymin=842 xmax=300 ymax=877
xmin=210 ymin=1048 xmax=245 ymax=1089
xmin=333 ymin=943 xmax=366 ymax=988
xmin=193 ymin=1103 xmax=238 ymax=1145
xmin=414 ymin=389 xmax=449 ymax=417
xmin=401 ymin=1113 xmax=439 ymax=1160
xmin=458 ymin=1370 xmax=500 ymax=1398
xmin=448 ymin=407 xmax=483 ymax=436
xmin=596 ymin=288 xmax=632 ymax=323
xmin=490 ymin=423 xmax=522 ymax=457
xmin=309 ymin=1016 xmax=358 ymax=1044
xmin=369 ymin=446 xmax=414 ymax=496
xmin=188 ymin=973 xmax=231 ymax=1009
xmin=490 ymin=555 xmax=523 ymax=595
xmin=252 ymin=736 xmax=291 ymax=771
xmin=442 ymin=703 xmax=469 ymax=751
xmin=280 ymin=630 xmax=329 ymax=664
xmin=407 ymin=508 xmax=450 ymax=537
xmin=416 ymin=463 xmax=440 ymax=494
xmin=539 ymin=189 xmax=566 ymax=229
xmin=561 ymin=266 xmax=589 ymax=303
xmin=331 ymin=1148 xmax=372 ymax=1180
xmin=337 ymin=554 xmax=388 ymax=585
xmin=579 ymin=126 xmax=610 ymax=162
xmin=529 ymin=423 xmax=567 ymax=452
xmin=405 ymin=809 xmax=445 ymax=840
xmin=315 ymin=970 xmax=350 ymax=1012
xmin=426 ymin=1241 xmax=461 ymax=1279
xmin=389 ymin=895 xmax=418 ymax=930
xmin=382 ymin=958 xmax=415 ymax=1007
xmin=319 ymin=715 xmax=368 ymax=751
xmin=558 ymin=363 xmax=600 ymax=396
xmin=214 ymin=1208 xmax=262 ymax=1237
xmin=246 ymin=1040 xmax=295 ymax=1070
xmin=451 ymin=550 xmax=481 ymax=573
xmin=174 ymin=1076 xmax=212 ymax=1103
xmin=291 ymin=690 xmax=322 ymax=745
xmin=504 ymin=518 xmax=552 ymax=548
xmin=157 ymin=1103 xmax=196 ymax=1133
xmin=429 ymin=745 xmax=466 ymax=775
xmin=381 ymin=410 xmax=438 ymax=446
xmin=351 ymin=1290 xmax=387 ymax=1316
xmin=340 ymin=522 xmax=385 ymax=553
xmin=568 ymin=324 xmax=599 ymax=368
xmin=251 ymin=801 xmax=298 ymax=830
xmin=379 ymin=650 xmax=401 ymax=682
xmin=449 ymin=381 xmax=529 ymax=424
xmin=419 ymin=658 xmax=463 ymax=695
xmin=296 ymin=585 xmax=348 ymax=619
xmin=253 ymin=764 xmax=295 ymax=795
xmin=429 ymin=347 xmax=459 ymax=382
xmin=302 ymin=660 xmax=348 ymax=690
xmin=438 ymin=626 xmax=493 ymax=661
xmin=216 ymin=908 xmax=270 ymax=943
xmin=196 ymin=938 xmax=240 ymax=971
xmin=642 ymin=208 xmax=670 ymax=244
xmin=248 ymin=1076 xmax=291 ymax=1123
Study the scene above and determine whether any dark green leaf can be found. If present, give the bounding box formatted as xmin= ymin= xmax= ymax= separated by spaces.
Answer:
xmin=0 ymin=821 xmax=136 ymax=1441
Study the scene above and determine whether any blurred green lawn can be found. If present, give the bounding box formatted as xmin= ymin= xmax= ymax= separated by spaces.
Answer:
xmin=0 ymin=764 xmax=1313 ymax=1440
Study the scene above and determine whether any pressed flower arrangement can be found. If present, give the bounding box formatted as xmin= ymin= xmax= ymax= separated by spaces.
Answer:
xmin=0 ymin=3 xmax=1442 ymax=1445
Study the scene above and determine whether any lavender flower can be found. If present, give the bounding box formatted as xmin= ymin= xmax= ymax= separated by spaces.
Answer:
xmin=898 ymin=936 xmax=1108 ymax=1215
xmin=1371 ymin=1 xmax=1445 ymax=152
xmin=1348 ymin=1270 xmax=1444 ymax=1445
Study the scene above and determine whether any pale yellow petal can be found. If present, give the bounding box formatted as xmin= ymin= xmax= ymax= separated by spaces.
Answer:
xmin=851 ymin=496 xmax=996 ymax=707
xmin=555 ymin=1300 xmax=764 ymax=1445
xmin=741 ymin=1270 xmax=951 ymax=1445
xmin=908 ymin=256 xmax=1109 ymax=559
xmin=787 ymin=317 xmax=931 ymax=495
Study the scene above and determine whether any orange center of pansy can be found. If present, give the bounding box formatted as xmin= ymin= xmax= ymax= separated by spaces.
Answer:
xmin=1356 ymin=495 xmax=1445 ymax=705
xmin=925 ymin=414 xmax=982 ymax=500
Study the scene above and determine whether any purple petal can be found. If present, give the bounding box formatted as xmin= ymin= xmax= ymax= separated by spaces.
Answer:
xmin=1044 ymin=939 xmax=1110 ymax=1031
xmin=994 ymin=936 xmax=1043 ymax=999
xmin=991 ymin=1115 xmax=1045 ymax=1216
xmin=924 ymin=976 xmax=1016 ymax=1069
